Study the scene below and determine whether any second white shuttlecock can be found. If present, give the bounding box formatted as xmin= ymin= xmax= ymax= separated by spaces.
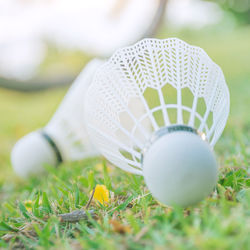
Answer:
xmin=11 ymin=59 xmax=104 ymax=178
xmin=85 ymin=38 xmax=230 ymax=207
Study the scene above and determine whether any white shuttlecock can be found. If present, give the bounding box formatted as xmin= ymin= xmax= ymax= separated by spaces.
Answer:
xmin=85 ymin=38 xmax=230 ymax=207
xmin=11 ymin=59 xmax=104 ymax=178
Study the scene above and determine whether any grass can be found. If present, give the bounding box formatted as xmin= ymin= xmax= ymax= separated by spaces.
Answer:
xmin=0 ymin=27 xmax=249 ymax=249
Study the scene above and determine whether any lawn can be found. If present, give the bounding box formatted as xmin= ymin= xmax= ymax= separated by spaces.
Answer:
xmin=0 ymin=27 xmax=249 ymax=249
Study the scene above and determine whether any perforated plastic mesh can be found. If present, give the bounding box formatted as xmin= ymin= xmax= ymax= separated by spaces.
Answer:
xmin=85 ymin=38 xmax=230 ymax=175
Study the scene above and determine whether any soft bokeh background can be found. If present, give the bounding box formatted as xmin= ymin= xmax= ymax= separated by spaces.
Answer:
xmin=0 ymin=0 xmax=249 ymax=191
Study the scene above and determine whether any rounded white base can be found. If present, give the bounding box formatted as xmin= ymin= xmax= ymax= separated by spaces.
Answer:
xmin=143 ymin=131 xmax=218 ymax=207
xmin=11 ymin=131 xmax=58 ymax=178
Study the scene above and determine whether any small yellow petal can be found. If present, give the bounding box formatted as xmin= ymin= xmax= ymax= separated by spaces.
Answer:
xmin=93 ymin=184 xmax=109 ymax=206
xmin=24 ymin=200 xmax=33 ymax=212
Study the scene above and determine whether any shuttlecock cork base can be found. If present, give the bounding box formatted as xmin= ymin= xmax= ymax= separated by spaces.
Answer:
xmin=141 ymin=124 xmax=200 ymax=161
xmin=11 ymin=131 xmax=60 ymax=178
xmin=142 ymin=125 xmax=218 ymax=207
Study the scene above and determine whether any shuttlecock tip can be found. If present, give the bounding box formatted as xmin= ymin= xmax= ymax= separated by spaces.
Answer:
xmin=11 ymin=131 xmax=58 ymax=178
xmin=143 ymin=131 xmax=218 ymax=207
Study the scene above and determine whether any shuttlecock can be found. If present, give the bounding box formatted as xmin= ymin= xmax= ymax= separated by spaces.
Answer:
xmin=11 ymin=59 xmax=104 ymax=178
xmin=85 ymin=38 xmax=230 ymax=207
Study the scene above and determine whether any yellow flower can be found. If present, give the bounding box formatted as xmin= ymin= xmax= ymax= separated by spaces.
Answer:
xmin=24 ymin=200 xmax=33 ymax=212
xmin=93 ymin=184 xmax=109 ymax=206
